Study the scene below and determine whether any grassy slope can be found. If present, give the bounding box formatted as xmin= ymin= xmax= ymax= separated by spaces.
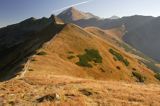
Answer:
xmin=0 ymin=23 xmax=160 ymax=105
xmin=85 ymin=26 xmax=160 ymax=72
xmin=24 ymin=24 xmax=159 ymax=83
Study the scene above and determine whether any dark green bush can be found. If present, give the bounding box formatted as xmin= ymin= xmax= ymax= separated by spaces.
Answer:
xmin=123 ymin=59 xmax=129 ymax=66
xmin=154 ymin=73 xmax=160 ymax=81
xmin=85 ymin=49 xmax=102 ymax=63
xmin=132 ymin=71 xmax=146 ymax=82
xmin=76 ymin=49 xmax=102 ymax=68
xmin=37 ymin=51 xmax=47 ymax=55
xmin=76 ymin=54 xmax=93 ymax=67
xmin=109 ymin=48 xmax=129 ymax=66
xmin=109 ymin=49 xmax=123 ymax=61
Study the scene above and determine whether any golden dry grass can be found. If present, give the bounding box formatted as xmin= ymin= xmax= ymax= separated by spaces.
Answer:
xmin=0 ymin=24 xmax=160 ymax=106
xmin=0 ymin=76 xmax=160 ymax=106
xmin=24 ymin=24 xmax=159 ymax=83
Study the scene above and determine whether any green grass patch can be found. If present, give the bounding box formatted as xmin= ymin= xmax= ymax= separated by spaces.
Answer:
xmin=123 ymin=59 xmax=130 ymax=66
xmin=76 ymin=49 xmax=102 ymax=68
xmin=132 ymin=71 xmax=146 ymax=82
xmin=154 ymin=73 xmax=160 ymax=81
xmin=109 ymin=48 xmax=129 ymax=66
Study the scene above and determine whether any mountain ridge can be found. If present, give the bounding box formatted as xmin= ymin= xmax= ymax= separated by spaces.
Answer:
xmin=0 ymin=16 xmax=65 ymax=81
xmin=57 ymin=7 xmax=160 ymax=62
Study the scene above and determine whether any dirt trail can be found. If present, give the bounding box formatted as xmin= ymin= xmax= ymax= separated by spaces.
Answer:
xmin=16 ymin=59 xmax=31 ymax=79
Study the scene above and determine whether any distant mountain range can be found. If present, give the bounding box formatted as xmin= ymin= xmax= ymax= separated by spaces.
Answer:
xmin=57 ymin=7 xmax=160 ymax=62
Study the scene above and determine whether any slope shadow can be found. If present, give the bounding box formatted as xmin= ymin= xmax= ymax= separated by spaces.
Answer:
xmin=0 ymin=23 xmax=65 ymax=82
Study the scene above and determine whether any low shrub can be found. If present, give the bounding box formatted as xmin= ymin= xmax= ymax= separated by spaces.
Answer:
xmin=132 ymin=71 xmax=146 ymax=82
xmin=123 ymin=59 xmax=129 ymax=66
xmin=76 ymin=54 xmax=93 ymax=68
xmin=85 ymin=49 xmax=102 ymax=63
xmin=109 ymin=48 xmax=129 ymax=66
xmin=154 ymin=73 xmax=160 ymax=81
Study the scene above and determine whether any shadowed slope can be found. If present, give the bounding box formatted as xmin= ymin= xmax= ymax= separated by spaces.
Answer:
xmin=0 ymin=17 xmax=65 ymax=81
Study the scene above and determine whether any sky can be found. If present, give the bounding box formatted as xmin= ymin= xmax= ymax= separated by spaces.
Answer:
xmin=0 ymin=0 xmax=160 ymax=28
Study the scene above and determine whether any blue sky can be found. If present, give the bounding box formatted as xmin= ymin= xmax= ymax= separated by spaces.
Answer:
xmin=0 ymin=0 xmax=160 ymax=27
